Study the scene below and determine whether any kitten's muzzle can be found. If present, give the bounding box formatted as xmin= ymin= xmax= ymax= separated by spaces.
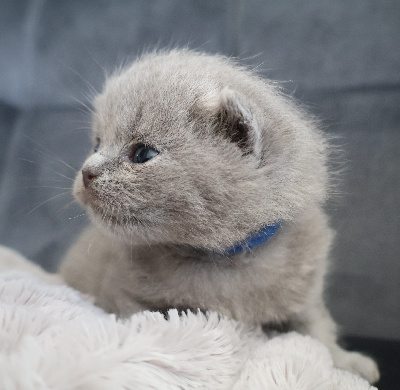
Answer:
xmin=82 ymin=168 xmax=98 ymax=189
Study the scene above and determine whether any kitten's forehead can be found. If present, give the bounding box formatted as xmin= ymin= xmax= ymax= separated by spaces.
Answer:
xmin=93 ymin=74 xmax=202 ymax=147
xmin=92 ymin=53 xmax=226 ymax=146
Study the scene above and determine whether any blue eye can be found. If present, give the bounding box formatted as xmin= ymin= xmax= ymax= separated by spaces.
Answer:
xmin=94 ymin=138 xmax=100 ymax=153
xmin=131 ymin=144 xmax=159 ymax=163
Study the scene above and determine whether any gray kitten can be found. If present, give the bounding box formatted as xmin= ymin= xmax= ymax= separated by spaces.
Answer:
xmin=60 ymin=49 xmax=379 ymax=383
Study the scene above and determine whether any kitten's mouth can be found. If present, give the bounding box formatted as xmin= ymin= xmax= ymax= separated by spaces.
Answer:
xmin=88 ymin=203 xmax=129 ymax=229
xmin=76 ymin=185 xmax=113 ymax=218
xmin=75 ymin=181 xmax=149 ymax=233
xmin=82 ymin=192 xmax=144 ymax=230
xmin=77 ymin=188 xmax=101 ymax=211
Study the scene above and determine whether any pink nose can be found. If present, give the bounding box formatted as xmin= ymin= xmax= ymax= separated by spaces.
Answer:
xmin=82 ymin=169 xmax=98 ymax=188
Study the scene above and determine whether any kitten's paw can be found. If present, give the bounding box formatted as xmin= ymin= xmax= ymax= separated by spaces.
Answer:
xmin=335 ymin=349 xmax=380 ymax=384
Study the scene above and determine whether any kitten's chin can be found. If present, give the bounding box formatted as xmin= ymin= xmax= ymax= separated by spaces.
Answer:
xmin=84 ymin=203 xmax=162 ymax=245
xmin=74 ymin=183 xmax=110 ymax=214
xmin=93 ymin=216 xmax=163 ymax=246
xmin=73 ymin=180 xmax=91 ymax=207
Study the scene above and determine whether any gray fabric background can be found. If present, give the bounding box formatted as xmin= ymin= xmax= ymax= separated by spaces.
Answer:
xmin=0 ymin=0 xmax=399 ymax=340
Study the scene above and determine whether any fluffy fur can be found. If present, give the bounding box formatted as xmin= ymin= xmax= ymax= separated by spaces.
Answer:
xmin=0 ymin=250 xmax=376 ymax=390
xmin=60 ymin=49 xmax=379 ymax=383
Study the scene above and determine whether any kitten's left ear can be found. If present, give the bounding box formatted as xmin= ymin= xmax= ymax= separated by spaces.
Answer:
xmin=201 ymin=87 xmax=263 ymax=159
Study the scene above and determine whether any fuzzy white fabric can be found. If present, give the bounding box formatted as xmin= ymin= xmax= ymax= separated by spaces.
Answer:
xmin=0 ymin=247 xmax=376 ymax=390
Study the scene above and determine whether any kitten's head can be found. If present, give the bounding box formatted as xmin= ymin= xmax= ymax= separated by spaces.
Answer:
xmin=74 ymin=50 xmax=329 ymax=250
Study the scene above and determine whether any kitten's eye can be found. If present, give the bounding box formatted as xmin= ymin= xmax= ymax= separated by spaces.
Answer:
xmin=130 ymin=143 xmax=159 ymax=163
xmin=93 ymin=138 xmax=101 ymax=153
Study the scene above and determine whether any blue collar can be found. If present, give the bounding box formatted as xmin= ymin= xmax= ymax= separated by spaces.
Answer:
xmin=224 ymin=222 xmax=281 ymax=255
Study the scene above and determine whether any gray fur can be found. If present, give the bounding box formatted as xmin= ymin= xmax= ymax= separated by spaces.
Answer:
xmin=60 ymin=49 xmax=379 ymax=383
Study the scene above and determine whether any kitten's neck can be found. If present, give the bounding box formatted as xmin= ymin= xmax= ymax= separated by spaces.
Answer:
xmin=223 ymin=222 xmax=281 ymax=255
xmin=113 ymin=222 xmax=282 ymax=259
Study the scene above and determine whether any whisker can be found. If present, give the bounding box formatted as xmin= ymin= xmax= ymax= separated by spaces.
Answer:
xmin=59 ymin=199 xmax=77 ymax=213
xmin=87 ymin=50 xmax=109 ymax=77
xmin=29 ymin=178 xmax=70 ymax=184
xmin=60 ymin=61 xmax=99 ymax=98
xmin=22 ymin=164 xmax=72 ymax=181
xmin=21 ymin=136 xmax=78 ymax=174
xmin=21 ymin=186 xmax=72 ymax=190
xmin=87 ymin=234 xmax=95 ymax=255
xmin=27 ymin=192 xmax=69 ymax=215
xmin=18 ymin=158 xmax=39 ymax=165
xmin=68 ymin=119 xmax=93 ymax=127
xmin=19 ymin=157 xmax=75 ymax=183
xmin=70 ymin=96 xmax=96 ymax=117
xmin=53 ymin=171 xmax=75 ymax=182
xmin=70 ymin=103 xmax=93 ymax=118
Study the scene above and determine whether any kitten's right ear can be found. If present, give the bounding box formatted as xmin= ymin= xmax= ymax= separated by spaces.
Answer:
xmin=199 ymin=88 xmax=263 ymax=159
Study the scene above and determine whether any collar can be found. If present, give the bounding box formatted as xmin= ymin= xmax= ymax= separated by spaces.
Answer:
xmin=224 ymin=222 xmax=281 ymax=255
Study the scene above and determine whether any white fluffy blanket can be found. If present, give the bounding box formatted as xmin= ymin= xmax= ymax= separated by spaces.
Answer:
xmin=0 ymin=246 xmax=376 ymax=390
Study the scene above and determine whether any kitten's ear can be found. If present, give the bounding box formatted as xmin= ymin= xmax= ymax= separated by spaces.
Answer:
xmin=202 ymin=88 xmax=263 ymax=159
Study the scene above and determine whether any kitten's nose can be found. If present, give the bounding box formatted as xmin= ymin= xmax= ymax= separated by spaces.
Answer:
xmin=82 ymin=169 xmax=98 ymax=188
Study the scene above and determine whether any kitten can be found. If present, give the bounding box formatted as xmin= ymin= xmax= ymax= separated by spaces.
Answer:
xmin=60 ymin=49 xmax=379 ymax=383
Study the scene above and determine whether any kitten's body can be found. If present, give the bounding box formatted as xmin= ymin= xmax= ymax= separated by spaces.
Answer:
xmin=61 ymin=50 xmax=379 ymax=383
